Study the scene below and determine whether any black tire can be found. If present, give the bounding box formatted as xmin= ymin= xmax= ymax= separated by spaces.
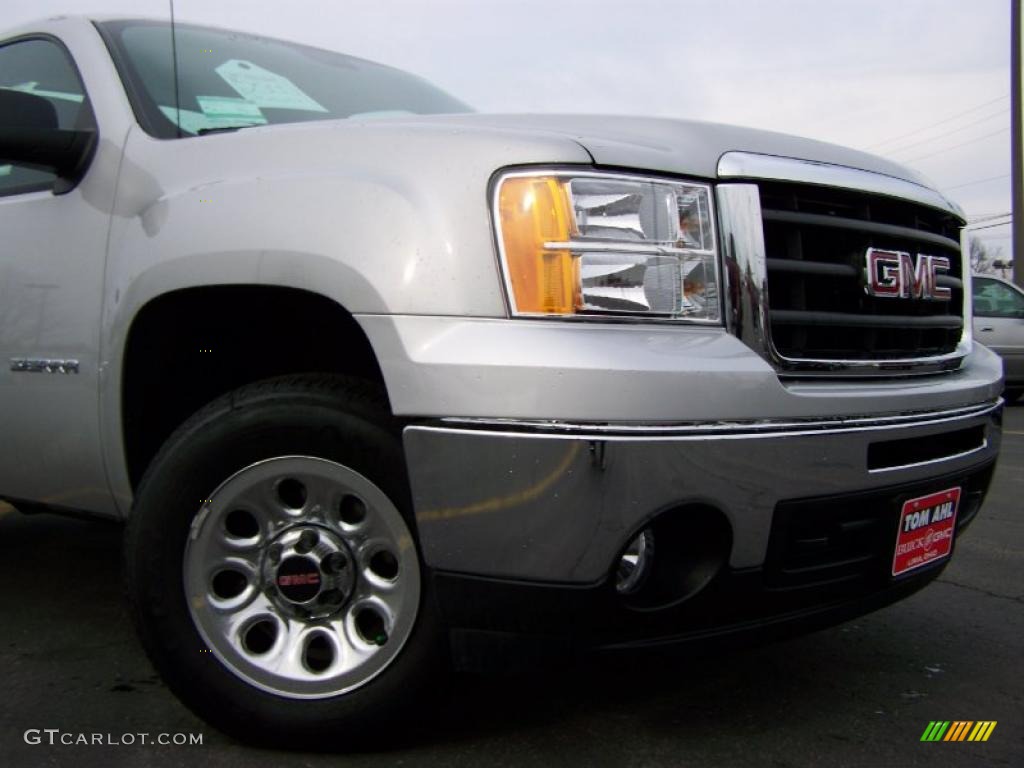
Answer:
xmin=124 ymin=375 xmax=445 ymax=748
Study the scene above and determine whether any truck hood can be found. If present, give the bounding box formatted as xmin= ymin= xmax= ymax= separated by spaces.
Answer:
xmin=357 ymin=112 xmax=933 ymax=188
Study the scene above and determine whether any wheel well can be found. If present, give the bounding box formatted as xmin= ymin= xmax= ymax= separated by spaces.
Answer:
xmin=122 ymin=286 xmax=388 ymax=490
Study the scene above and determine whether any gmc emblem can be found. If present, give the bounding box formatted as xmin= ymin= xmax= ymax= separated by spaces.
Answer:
xmin=278 ymin=573 xmax=320 ymax=587
xmin=865 ymin=248 xmax=951 ymax=301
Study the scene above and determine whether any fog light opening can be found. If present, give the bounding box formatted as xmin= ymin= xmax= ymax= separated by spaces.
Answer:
xmin=616 ymin=528 xmax=654 ymax=595
xmin=616 ymin=505 xmax=732 ymax=611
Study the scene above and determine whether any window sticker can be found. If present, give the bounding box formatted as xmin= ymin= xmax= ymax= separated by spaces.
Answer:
xmin=0 ymin=165 xmax=12 ymax=177
xmin=215 ymin=60 xmax=328 ymax=112
xmin=196 ymin=95 xmax=264 ymax=119
xmin=159 ymin=105 xmax=267 ymax=135
xmin=2 ymin=82 xmax=84 ymax=103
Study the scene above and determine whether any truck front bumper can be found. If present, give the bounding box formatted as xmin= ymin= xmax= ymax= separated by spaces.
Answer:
xmin=403 ymin=410 xmax=999 ymax=655
xmin=404 ymin=403 xmax=1001 ymax=582
xmin=357 ymin=314 xmax=1004 ymax=650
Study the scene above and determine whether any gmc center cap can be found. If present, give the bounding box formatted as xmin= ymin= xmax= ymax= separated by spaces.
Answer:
xmin=275 ymin=556 xmax=322 ymax=603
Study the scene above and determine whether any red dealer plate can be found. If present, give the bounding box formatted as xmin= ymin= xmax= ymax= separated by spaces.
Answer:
xmin=892 ymin=487 xmax=961 ymax=577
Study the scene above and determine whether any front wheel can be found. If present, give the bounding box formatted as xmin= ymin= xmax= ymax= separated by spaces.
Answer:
xmin=125 ymin=376 xmax=443 ymax=747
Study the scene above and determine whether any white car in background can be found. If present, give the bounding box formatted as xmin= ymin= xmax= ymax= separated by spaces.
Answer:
xmin=973 ymin=275 xmax=1024 ymax=403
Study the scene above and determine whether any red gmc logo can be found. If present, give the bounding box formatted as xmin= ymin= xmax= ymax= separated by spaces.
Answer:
xmin=865 ymin=248 xmax=951 ymax=301
xmin=277 ymin=573 xmax=320 ymax=587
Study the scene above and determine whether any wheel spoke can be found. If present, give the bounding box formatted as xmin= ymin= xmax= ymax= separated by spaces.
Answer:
xmin=222 ymin=592 xmax=278 ymax=642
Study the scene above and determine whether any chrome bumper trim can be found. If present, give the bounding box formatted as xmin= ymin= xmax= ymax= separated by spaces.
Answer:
xmin=437 ymin=400 xmax=1002 ymax=441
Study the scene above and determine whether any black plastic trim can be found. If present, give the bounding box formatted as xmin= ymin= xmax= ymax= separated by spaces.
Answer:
xmin=762 ymin=208 xmax=961 ymax=251
xmin=766 ymin=258 xmax=858 ymax=277
xmin=771 ymin=309 xmax=964 ymax=330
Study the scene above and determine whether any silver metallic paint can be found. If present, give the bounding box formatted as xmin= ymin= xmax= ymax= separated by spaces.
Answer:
xmin=397 ymin=114 xmax=936 ymax=189
xmin=357 ymin=314 xmax=1002 ymax=422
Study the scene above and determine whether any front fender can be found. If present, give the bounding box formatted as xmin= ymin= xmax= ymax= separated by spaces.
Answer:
xmin=99 ymin=120 xmax=592 ymax=512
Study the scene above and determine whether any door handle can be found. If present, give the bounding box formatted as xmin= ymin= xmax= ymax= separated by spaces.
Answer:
xmin=979 ymin=326 xmax=994 ymax=332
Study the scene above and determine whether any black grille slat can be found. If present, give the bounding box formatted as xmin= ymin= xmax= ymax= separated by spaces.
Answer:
xmin=771 ymin=310 xmax=963 ymax=330
xmin=762 ymin=208 xmax=962 ymax=251
xmin=766 ymin=259 xmax=858 ymax=278
xmin=758 ymin=182 xmax=965 ymax=363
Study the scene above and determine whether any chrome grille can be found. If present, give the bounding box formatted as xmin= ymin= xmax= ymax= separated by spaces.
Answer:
xmin=757 ymin=182 xmax=965 ymax=363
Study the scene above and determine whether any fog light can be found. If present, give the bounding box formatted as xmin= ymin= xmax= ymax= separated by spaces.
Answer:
xmin=616 ymin=528 xmax=654 ymax=595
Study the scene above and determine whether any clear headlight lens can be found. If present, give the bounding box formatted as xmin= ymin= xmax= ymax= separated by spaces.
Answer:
xmin=494 ymin=171 xmax=720 ymax=321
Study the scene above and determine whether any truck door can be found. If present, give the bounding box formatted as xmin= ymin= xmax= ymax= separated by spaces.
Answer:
xmin=0 ymin=36 xmax=112 ymax=515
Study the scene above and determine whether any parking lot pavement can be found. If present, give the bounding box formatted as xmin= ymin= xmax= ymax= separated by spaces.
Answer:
xmin=0 ymin=406 xmax=1021 ymax=767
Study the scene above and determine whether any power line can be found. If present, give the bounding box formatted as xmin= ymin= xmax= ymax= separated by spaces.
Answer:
xmin=864 ymin=94 xmax=1009 ymax=150
xmin=966 ymin=213 xmax=1012 ymax=223
xmin=967 ymin=211 xmax=1013 ymax=223
xmin=901 ymin=127 xmax=1010 ymax=164
xmin=967 ymin=219 xmax=1013 ymax=232
xmin=885 ymin=108 xmax=1009 ymax=156
xmin=945 ymin=174 xmax=1011 ymax=191
xmin=966 ymin=219 xmax=1007 ymax=231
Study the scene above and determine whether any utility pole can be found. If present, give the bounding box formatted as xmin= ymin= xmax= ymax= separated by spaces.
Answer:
xmin=1013 ymin=0 xmax=1022 ymax=286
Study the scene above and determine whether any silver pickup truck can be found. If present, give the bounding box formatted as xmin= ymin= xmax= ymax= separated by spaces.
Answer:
xmin=0 ymin=15 xmax=1004 ymax=746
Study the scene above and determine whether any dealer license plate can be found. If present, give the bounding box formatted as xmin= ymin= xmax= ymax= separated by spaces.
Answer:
xmin=891 ymin=487 xmax=961 ymax=577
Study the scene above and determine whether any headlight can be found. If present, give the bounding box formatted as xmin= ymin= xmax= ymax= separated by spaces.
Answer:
xmin=493 ymin=170 xmax=720 ymax=322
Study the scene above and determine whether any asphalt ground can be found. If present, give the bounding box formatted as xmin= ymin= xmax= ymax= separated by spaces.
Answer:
xmin=0 ymin=405 xmax=1021 ymax=767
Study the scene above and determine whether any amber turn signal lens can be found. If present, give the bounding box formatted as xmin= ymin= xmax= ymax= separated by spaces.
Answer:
xmin=497 ymin=176 xmax=580 ymax=314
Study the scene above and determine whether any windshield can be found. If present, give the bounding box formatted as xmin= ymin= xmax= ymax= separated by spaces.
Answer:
xmin=95 ymin=19 xmax=471 ymax=138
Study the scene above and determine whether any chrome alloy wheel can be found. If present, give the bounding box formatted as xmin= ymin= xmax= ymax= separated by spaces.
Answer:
xmin=184 ymin=456 xmax=420 ymax=699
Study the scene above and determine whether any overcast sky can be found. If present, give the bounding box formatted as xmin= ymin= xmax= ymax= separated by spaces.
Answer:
xmin=7 ymin=0 xmax=1017 ymax=256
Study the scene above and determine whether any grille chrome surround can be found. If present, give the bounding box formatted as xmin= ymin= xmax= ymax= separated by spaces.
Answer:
xmin=716 ymin=153 xmax=971 ymax=377
xmin=718 ymin=152 xmax=964 ymax=218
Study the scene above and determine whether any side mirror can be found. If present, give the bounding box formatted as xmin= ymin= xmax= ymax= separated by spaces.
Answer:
xmin=0 ymin=88 xmax=97 ymax=193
